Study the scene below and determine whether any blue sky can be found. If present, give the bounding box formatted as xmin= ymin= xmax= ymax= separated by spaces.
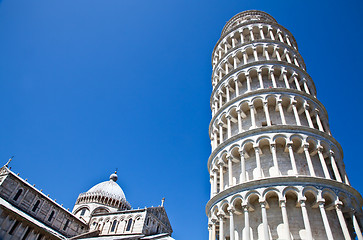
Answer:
xmin=0 ymin=0 xmax=362 ymax=239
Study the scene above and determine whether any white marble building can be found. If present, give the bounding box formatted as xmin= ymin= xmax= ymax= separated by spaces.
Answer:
xmin=206 ymin=10 xmax=363 ymax=240
xmin=0 ymin=165 xmax=174 ymax=240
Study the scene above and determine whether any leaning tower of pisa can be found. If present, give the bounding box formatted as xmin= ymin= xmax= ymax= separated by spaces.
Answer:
xmin=207 ymin=10 xmax=363 ymax=240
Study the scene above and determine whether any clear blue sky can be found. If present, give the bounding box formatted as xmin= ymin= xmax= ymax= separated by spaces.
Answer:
xmin=0 ymin=0 xmax=362 ymax=239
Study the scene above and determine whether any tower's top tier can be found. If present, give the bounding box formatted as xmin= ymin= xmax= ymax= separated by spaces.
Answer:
xmin=221 ymin=10 xmax=277 ymax=36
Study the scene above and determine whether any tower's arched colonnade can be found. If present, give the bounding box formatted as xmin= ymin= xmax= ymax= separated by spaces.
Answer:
xmin=206 ymin=10 xmax=363 ymax=240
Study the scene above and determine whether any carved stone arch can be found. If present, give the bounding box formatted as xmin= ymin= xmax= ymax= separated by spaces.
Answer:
xmin=91 ymin=207 xmax=110 ymax=216
xmin=211 ymin=204 xmax=219 ymax=215
xmin=289 ymin=134 xmax=304 ymax=144
xmin=134 ymin=214 xmax=143 ymax=220
xmin=73 ymin=205 xmax=91 ymax=215
xmin=301 ymin=186 xmax=319 ymax=204
xmin=256 ymin=136 xmax=272 ymax=153
xmin=219 ymin=149 xmax=229 ymax=159
xmin=248 ymin=66 xmax=259 ymax=75
xmin=338 ymin=192 xmax=350 ymax=206
xmin=305 ymin=136 xmax=318 ymax=146
xmin=282 ymin=186 xmax=300 ymax=199
xmin=259 ymin=64 xmax=271 ymax=71
xmin=219 ymin=199 xmax=230 ymax=210
xmin=228 ymin=144 xmax=241 ymax=157
xmin=220 ymin=151 xmax=229 ymax=163
xmin=220 ymin=112 xmax=228 ymax=124
xmin=272 ymin=134 xmax=288 ymax=144
xmin=231 ymin=194 xmax=244 ymax=207
xmin=238 ymin=99 xmax=250 ymax=110
xmin=265 ymin=94 xmax=278 ymax=104
xmin=126 ymin=215 xmax=134 ymax=220
xmin=329 ymin=144 xmax=341 ymax=161
xmin=321 ymin=188 xmax=338 ymax=200
xmin=240 ymin=139 xmax=255 ymax=151
xmin=226 ymin=76 xmax=235 ymax=87
xmin=318 ymin=140 xmax=330 ymax=155
xmin=250 ymin=95 xmax=264 ymax=104
xmin=227 ymin=105 xmax=238 ymax=116
xmin=254 ymin=42 xmax=265 ymax=48
xmin=245 ymin=191 xmax=262 ymax=205
xmin=262 ymin=187 xmax=282 ymax=201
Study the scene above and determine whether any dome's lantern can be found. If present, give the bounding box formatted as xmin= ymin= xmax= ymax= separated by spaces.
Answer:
xmin=109 ymin=171 xmax=118 ymax=182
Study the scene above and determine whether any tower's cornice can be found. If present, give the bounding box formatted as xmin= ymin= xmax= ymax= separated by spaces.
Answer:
xmin=210 ymin=61 xmax=312 ymax=98
xmin=212 ymin=19 xmax=299 ymax=63
xmin=209 ymin=88 xmax=327 ymax=134
xmin=205 ymin=176 xmax=363 ymax=213
xmin=207 ymin=126 xmax=343 ymax=171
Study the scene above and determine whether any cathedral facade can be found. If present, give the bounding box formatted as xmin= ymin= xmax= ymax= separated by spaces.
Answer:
xmin=207 ymin=10 xmax=363 ymax=240
xmin=0 ymin=166 xmax=173 ymax=240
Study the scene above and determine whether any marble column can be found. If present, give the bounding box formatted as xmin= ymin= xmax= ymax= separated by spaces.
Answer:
xmin=300 ymin=199 xmax=313 ymax=240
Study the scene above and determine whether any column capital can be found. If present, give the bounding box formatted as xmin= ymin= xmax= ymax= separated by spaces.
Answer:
xmin=226 ymin=115 xmax=232 ymax=120
xmin=303 ymin=142 xmax=309 ymax=149
xmin=317 ymin=145 xmax=324 ymax=152
xmin=249 ymin=103 xmax=255 ymax=109
xmin=217 ymin=160 xmax=225 ymax=167
xmin=335 ymin=200 xmax=344 ymax=210
xmin=303 ymin=102 xmax=310 ymax=109
xmin=299 ymin=197 xmax=307 ymax=206
xmin=286 ymin=141 xmax=294 ymax=147
xmin=217 ymin=211 xmax=226 ymax=219
xmin=316 ymin=198 xmax=326 ymax=206
xmin=211 ymin=217 xmax=218 ymax=224
xmin=290 ymin=99 xmax=297 ymax=105
xmin=329 ymin=150 xmax=335 ymax=156
xmin=238 ymin=148 xmax=245 ymax=156
xmin=227 ymin=206 xmax=235 ymax=214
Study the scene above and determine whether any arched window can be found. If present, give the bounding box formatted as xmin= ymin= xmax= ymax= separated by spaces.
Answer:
xmin=32 ymin=200 xmax=40 ymax=212
xmin=110 ymin=220 xmax=117 ymax=232
xmin=48 ymin=211 xmax=55 ymax=222
xmin=80 ymin=208 xmax=86 ymax=216
xmin=146 ymin=217 xmax=150 ymax=225
xmin=13 ymin=189 xmax=22 ymax=201
xmin=156 ymin=225 xmax=160 ymax=233
xmin=126 ymin=219 xmax=133 ymax=231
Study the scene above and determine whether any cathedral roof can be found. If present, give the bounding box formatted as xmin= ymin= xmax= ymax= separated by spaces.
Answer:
xmin=86 ymin=172 xmax=126 ymax=201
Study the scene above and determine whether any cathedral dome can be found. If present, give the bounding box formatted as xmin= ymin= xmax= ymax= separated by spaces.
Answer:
xmin=86 ymin=172 xmax=126 ymax=201
xmin=74 ymin=172 xmax=131 ymax=211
